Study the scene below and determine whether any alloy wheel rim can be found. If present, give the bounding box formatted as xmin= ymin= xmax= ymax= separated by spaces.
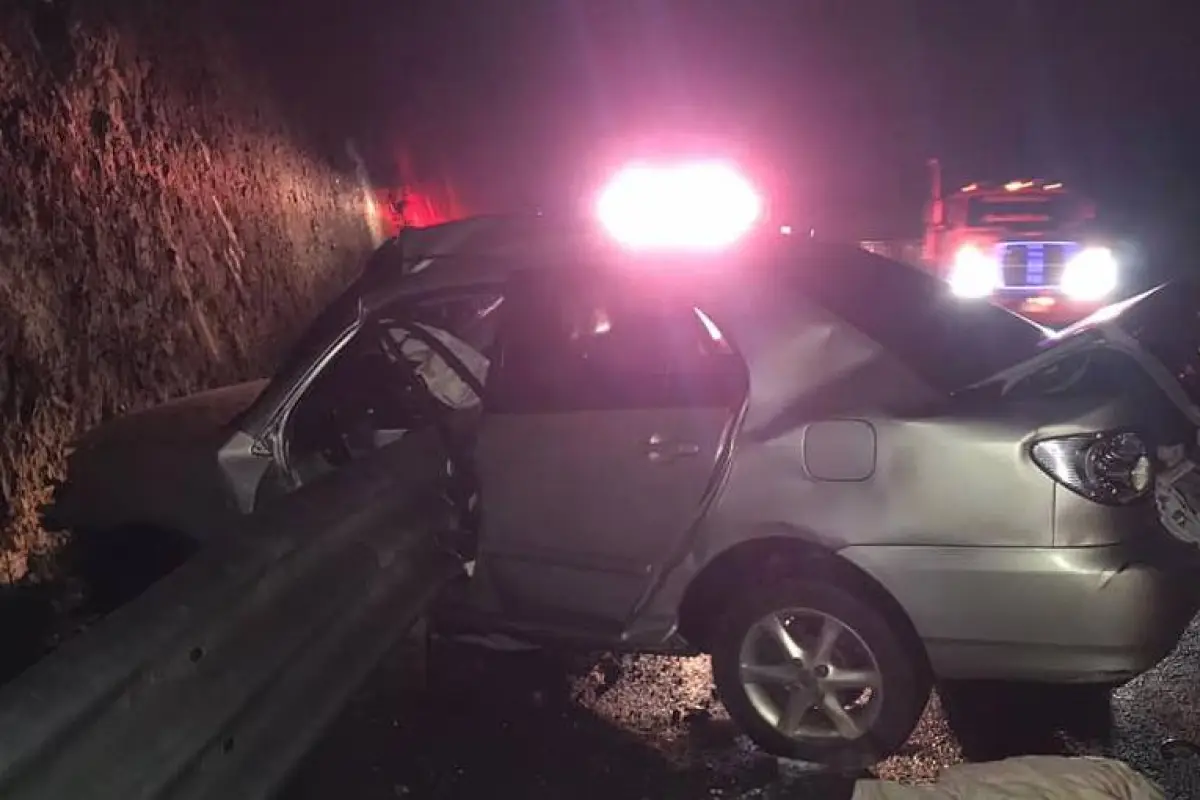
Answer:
xmin=737 ymin=608 xmax=883 ymax=742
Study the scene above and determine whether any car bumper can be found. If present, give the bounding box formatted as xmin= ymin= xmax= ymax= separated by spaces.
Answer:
xmin=841 ymin=535 xmax=1200 ymax=683
xmin=991 ymin=293 xmax=1106 ymax=327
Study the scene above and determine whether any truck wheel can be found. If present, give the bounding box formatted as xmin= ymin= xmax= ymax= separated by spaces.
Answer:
xmin=710 ymin=578 xmax=930 ymax=769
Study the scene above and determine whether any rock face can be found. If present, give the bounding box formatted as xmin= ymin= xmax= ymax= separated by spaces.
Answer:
xmin=0 ymin=0 xmax=378 ymax=578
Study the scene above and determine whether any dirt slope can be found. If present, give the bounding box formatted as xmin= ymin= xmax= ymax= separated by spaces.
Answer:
xmin=0 ymin=0 xmax=378 ymax=578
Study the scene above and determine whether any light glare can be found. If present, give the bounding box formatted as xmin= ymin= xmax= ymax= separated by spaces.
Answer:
xmin=948 ymin=245 xmax=1001 ymax=298
xmin=1061 ymin=247 xmax=1118 ymax=301
xmin=596 ymin=161 xmax=763 ymax=250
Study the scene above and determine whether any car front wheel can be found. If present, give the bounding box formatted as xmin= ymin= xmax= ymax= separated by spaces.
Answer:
xmin=710 ymin=578 xmax=930 ymax=769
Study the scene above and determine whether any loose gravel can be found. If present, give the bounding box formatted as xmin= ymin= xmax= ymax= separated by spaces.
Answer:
xmin=284 ymin=619 xmax=1200 ymax=799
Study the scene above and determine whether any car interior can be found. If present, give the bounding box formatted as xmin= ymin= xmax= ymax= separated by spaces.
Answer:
xmin=283 ymin=293 xmax=503 ymax=523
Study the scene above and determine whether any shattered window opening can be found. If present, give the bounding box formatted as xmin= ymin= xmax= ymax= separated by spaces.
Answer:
xmin=489 ymin=280 xmax=746 ymax=413
xmin=281 ymin=290 xmax=503 ymax=488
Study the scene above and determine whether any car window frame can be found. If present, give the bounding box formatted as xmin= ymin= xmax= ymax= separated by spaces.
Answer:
xmin=272 ymin=286 xmax=505 ymax=478
xmin=486 ymin=271 xmax=747 ymax=415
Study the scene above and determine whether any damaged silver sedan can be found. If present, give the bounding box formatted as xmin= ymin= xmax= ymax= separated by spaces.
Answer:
xmin=46 ymin=216 xmax=1200 ymax=766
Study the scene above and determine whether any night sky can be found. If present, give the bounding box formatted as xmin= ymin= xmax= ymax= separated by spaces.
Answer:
xmin=276 ymin=1 xmax=1200 ymax=274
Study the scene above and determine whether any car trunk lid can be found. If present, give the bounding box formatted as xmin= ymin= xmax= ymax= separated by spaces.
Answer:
xmin=964 ymin=283 xmax=1200 ymax=424
xmin=1099 ymin=283 xmax=1200 ymax=415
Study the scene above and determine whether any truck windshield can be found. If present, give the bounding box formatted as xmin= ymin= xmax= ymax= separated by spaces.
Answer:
xmin=966 ymin=194 xmax=1073 ymax=233
xmin=795 ymin=247 xmax=1049 ymax=391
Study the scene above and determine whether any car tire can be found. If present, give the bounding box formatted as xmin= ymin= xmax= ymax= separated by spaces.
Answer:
xmin=710 ymin=577 xmax=930 ymax=769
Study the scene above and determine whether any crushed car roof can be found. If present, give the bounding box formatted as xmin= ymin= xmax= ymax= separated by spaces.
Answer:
xmin=244 ymin=214 xmax=1071 ymax=439
xmin=356 ymin=214 xmax=878 ymax=296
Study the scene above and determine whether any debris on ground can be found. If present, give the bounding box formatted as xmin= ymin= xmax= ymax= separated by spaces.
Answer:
xmin=852 ymin=755 xmax=1164 ymax=799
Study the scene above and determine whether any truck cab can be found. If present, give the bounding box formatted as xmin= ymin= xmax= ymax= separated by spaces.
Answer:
xmin=923 ymin=167 xmax=1116 ymax=327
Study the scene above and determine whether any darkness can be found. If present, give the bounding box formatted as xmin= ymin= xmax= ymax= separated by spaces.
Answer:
xmin=269 ymin=0 xmax=1198 ymax=274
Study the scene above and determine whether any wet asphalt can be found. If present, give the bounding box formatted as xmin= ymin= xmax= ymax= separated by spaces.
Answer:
xmin=282 ymin=617 xmax=1200 ymax=799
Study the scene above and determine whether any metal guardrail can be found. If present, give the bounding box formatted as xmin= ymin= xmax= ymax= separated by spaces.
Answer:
xmin=0 ymin=432 xmax=463 ymax=799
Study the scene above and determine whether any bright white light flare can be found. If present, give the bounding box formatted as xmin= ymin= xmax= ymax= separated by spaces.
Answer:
xmin=948 ymin=245 xmax=1001 ymax=298
xmin=596 ymin=161 xmax=763 ymax=250
xmin=1061 ymin=246 xmax=1119 ymax=301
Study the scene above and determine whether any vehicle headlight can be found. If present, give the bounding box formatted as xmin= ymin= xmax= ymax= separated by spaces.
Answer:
xmin=948 ymin=245 xmax=1000 ymax=299
xmin=1060 ymin=246 xmax=1118 ymax=301
xmin=1031 ymin=431 xmax=1153 ymax=505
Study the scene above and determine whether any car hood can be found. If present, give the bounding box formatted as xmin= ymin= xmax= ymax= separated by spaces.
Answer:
xmin=46 ymin=379 xmax=268 ymax=536
xmin=75 ymin=379 xmax=269 ymax=454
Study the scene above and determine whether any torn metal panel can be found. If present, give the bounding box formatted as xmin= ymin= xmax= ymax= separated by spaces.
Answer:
xmin=699 ymin=279 xmax=943 ymax=439
xmin=1156 ymin=457 xmax=1200 ymax=546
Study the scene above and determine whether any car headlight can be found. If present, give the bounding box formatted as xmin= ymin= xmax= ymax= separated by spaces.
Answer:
xmin=1060 ymin=246 xmax=1118 ymax=301
xmin=1031 ymin=431 xmax=1153 ymax=505
xmin=948 ymin=245 xmax=1000 ymax=298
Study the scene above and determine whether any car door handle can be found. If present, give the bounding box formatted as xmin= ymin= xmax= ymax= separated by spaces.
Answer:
xmin=645 ymin=434 xmax=701 ymax=463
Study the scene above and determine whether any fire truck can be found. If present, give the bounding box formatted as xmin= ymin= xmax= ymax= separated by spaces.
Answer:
xmin=862 ymin=159 xmax=1119 ymax=327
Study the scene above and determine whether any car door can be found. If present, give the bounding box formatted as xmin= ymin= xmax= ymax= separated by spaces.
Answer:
xmin=472 ymin=271 xmax=748 ymax=631
xmin=249 ymin=288 xmax=504 ymax=505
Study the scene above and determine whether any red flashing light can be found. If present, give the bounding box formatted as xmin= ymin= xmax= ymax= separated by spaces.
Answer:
xmin=596 ymin=161 xmax=763 ymax=250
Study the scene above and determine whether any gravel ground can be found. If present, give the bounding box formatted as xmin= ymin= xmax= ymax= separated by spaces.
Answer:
xmin=282 ymin=618 xmax=1200 ymax=800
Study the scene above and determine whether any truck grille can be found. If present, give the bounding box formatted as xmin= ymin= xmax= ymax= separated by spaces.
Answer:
xmin=998 ymin=242 xmax=1079 ymax=288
